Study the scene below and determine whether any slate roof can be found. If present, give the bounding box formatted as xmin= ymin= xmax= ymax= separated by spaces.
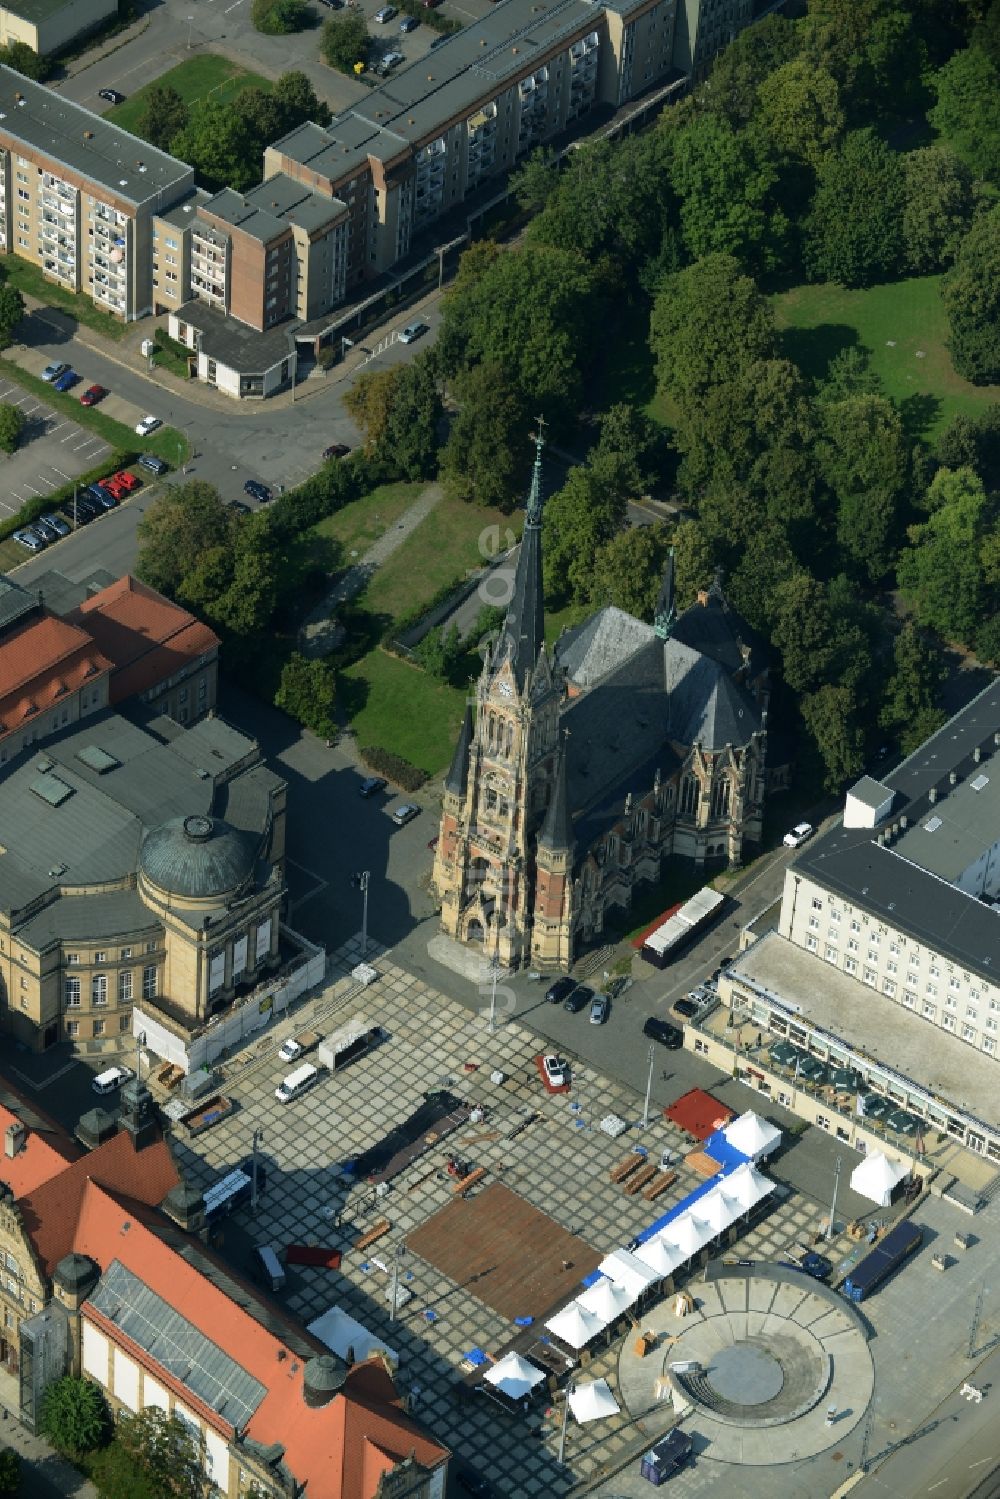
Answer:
xmin=663 ymin=639 xmax=759 ymax=750
xmin=445 ymin=706 xmax=473 ymax=798
xmin=0 ymin=575 xmax=37 ymax=633
xmin=16 ymin=889 xmax=154 ymax=950
xmin=538 ymin=744 xmax=572 ymax=851
xmin=670 ymin=585 xmax=767 ymax=679
xmin=558 ymin=607 xmax=656 ymax=689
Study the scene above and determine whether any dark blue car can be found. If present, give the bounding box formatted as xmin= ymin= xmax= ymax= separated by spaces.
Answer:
xmin=53 ymin=369 xmax=80 ymax=392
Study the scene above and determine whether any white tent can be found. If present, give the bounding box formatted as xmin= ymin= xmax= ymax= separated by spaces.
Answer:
xmin=723 ymin=1110 xmax=782 ymax=1162
xmin=634 ymin=1236 xmax=687 ymax=1279
xmin=484 ymin=1351 xmax=546 ymax=1399
xmin=307 ymin=1307 xmax=399 ymax=1368
xmin=724 ymin=1160 xmax=775 ymax=1211
xmin=568 ymin=1378 xmax=620 ymax=1424
xmin=578 ymin=1277 xmax=634 ymax=1323
xmin=695 ymin=1190 xmax=732 ymax=1236
xmin=850 ymin=1150 xmax=909 ymax=1207
xmin=663 ymin=1211 xmax=713 ymax=1257
xmin=544 ymin=1302 xmax=604 ymax=1349
xmin=598 ymin=1248 xmax=661 ymax=1299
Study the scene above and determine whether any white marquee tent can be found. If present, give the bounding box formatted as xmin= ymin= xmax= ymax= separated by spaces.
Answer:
xmin=723 ymin=1110 xmax=782 ymax=1162
xmin=568 ymin=1378 xmax=620 ymax=1424
xmin=578 ymin=1277 xmax=634 ymax=1323
xmin=484 ymin=1351 xmax=546 ymax=1400
xmin=724 ymin=1160 xmax=775 ymax=1210
xmin=544 ymin=1302 xmax=604 ymax=1349
xmin=598 ymin=1248 xmax=662 ymax=1299
xmin=634 ymin=1236 xmax=687 ymax=1279
xmin=850 ymin=1150 xmax=910 ymax=1207
xmin=307 ymin=1306 xmax=399 ymax=1368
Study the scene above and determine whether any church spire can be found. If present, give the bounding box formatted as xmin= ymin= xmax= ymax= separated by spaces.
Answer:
xmin=538 ymin=739 xmax=573 ymax=853
xmin=499 ymin=420 xmax=547 ymax=690
xmin=654 ymin=547 xmax=676 ymax=640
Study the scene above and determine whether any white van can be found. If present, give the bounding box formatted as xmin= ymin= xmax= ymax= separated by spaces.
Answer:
xmin=92 ymin=1065 xmax=134 ymax=1095
xmin=250 ymin=1244 xmax=286 ymax=1292
xmin=275 ymin=1062 xmax=319 ymax=1104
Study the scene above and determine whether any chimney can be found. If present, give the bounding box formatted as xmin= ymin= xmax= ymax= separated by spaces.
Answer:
xmin=303 ymin=1355 xmax=347 ymax=1407
xmin=949 ymin=770 xmax=958 ymax=786
xmin=4 ymin=1122 xmax=26 ymax=1158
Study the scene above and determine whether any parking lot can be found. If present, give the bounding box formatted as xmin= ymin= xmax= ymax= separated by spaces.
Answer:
xmin=0 ymin=375 xmax=112 ymax=521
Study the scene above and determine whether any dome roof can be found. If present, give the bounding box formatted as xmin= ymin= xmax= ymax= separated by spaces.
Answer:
xmin=139 ymin=815 xmax=259 ymax=899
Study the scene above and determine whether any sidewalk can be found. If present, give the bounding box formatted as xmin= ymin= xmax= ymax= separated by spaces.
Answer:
xmin=0 ymin=1371 xmax=97 ymax=1499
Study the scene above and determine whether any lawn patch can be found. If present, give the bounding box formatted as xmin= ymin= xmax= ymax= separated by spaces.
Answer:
xmin=773 ymin=275 xmax=1000 ymax=442
xmin=0 ymin=359 xmax=188 ymax=465
xmin=3 ymin=259 xmax=129 ymax=341
xmin=341 ymin=648 xmax=468 ymax=775
xmin=110 ymin=57 xmax=272 ymax=138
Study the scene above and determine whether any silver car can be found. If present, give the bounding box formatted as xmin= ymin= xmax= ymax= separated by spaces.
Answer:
xmin=391 ymin=802 xmax=419 ymax=826
xmin=589 ymin=993 xmax=610 ymax=1025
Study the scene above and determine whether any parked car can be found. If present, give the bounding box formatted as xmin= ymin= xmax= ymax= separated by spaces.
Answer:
xmin=564 ymin=984 xmax=593 ymax=1014
xmin=99 ymin=478 xmax=128 ymax=501
xmin=589 ymin=993 xmax=610 ymax=1025
xmin=41 ymin=361 xmax=69 ymax=383
xmin=87 ymin=484 xmax=117 ymax=510
xmin=399 ymin=13 xmax=418 ymax=29
xmin=801 ymin=1252 xmax=831 ymax=1280
xmin=374 ymin=4 xmax=396 ymax=18
xmin=422 ymin=0 xmax=441 ymax=8
xmin=643 ymin=1016 xmax=683 ymax=1048
xmin=92 ymin=1064 xmax=134 ymax=1094
xmin=605 ymin=974 xmax=633 ymax=1001
xmin=226 ymin=500 xmax=250 ymax=517
xmin=32 ymin=516 xmax=63 ymax=542
xmin=391 ymin=802 xmax=419 ymax=826
xmin=12 ymin=528 xmax=46 ymax=552
xmin=399 ymin=320 xmax=428 ymax=344
xmin=323 ymin=443 xmax=351 ymax=461
xmin=541 ymin=1055 xmax=568 ymax=1088
xmin=360 ymin=776 xmax=388 ymax=799
xmin=545 ymin=976 xmax=577 ymax=1005
xmin=112 ymin=470 xmax=140 ymax=492
xmin=63 ymin=494 xmax=99 ymax=523
xmin=80 ymin=383 xmax=107 ymax=406
xmin=137 ymin=453 xmax=168 ymax=476
xmin=673 ymin=997 xmax=700 ymax=1019
xmin=98 ymin=88 xmax=125 ymax=104
xmin=783 ymin=821 xmax=815 ymax=849
xmin=53 ymin=368 xmax=80 ymax=392
xmin=40 ymin=512 xmax=70 ymax=537
xmin=378 ymin=49 xmax=405 ymax=71
xmin=135 ymin=414 xmax=161 ymax=436
xmin=244 ymin=479 xmax=272 ymax=504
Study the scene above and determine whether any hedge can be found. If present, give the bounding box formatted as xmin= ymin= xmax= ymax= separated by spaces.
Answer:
xmin=397 ymin=0 xmax=461 ymax=34
xmin=0 ymin=450 xmax=135 ymax=543
xmin=359 ymin=745 xmax=427 ymax=791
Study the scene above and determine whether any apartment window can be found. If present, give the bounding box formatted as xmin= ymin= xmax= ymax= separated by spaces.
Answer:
xmin=926 ymin=982 xmax=937 ymax=997
xmin=94 ymin=951 xmax=107 ymax=963
xmin=867 ymin=948 xmax=879 ymax=963
xmin=66 ymin=1021 xmax=79 ymax=1039
xmin=985 ymin=1037 xmax=996 ymax=1055
xmin=889 ymin=942 xmax=900 ymax=955
xmin=844 ymin=957 xmax=857 ymax=974
xmin=987 ymin=1018 xmax=997 ymax=1033
xmin=863 ymin=968 xmax=877 ymax=987
xmin=949 ymin=976 xmax=961 ymax=992
xmin=142 ymin=965 xmax=157 ymax=1000
xmin=847 ymin=938 xmax=859 ymax=953
xmin=945 ymin=995 xmax=956 ymax=1010
xmin=807 ymin=916 xmax=819 ymax=931
xmin=886 ymin=961 xmax=898 ymax=975
xmin=165 ymin=236 xmax=177 ymax=249
xmin=145 ymin=941 xmax=158 ymax=953
xmin=882 ymin=980 xmax=896 ymax=997
xmin=825 ymin=945 xmax=838 ymax=963
xmin=17 ymin=189 xmax=29 ymax=201
xmin=19 ymin=977 xmax=26 ymax=990
xmin=829 ymin=909 xmax=840 ymax=923
xmin=967 ymin=1006 xmax=978 ymax=1021
xmin=923 ymin=1002 xmax=936 ymax=1019
xmin=942 ymin=1014 xmax=955 ymax=1032
xmin=119 ymin=1015 xmax=129 ymax=1033
xmin=93 ymin=1020 xmax=106 ymax=1037
xmin=120 ymin=947 xmax=132 ymax=960
xmin=64 ymin=977 xmax=81 ymax=1008
xmin=810 ymin=899 xmax=822 ymax=911
xmin=929 ymin=965 xmax=940 ymax=978
xmin=92 ymin=974 xmax=108 ymax=1006
xmin=118 ymin=970 xmax=133 ymax=1005
xmin=850 ymin=920 xmax=860 ymax=933
xmin=962 ymin=1025 xmax=976 ymax=1042
xmin=903 ymin=991 xmax=916 ymax=1008
xmin=806 ymin=935 xmax=817 ymax=952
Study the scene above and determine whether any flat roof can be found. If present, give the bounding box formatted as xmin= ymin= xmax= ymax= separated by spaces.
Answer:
xmin=0 ymin=575 xmax=38 ymax=633
xmin=176 ymin=299 xmax=297 ymax=375
xmin=247 ymin=172 xmax=346 ymax=234
xmin=271 ymin=0 xmax=601 ymax=182
xmin=793 ymin=677 xmax=1000 ymax=983
xmin=3 ymin=0 xmax=93 ymax=22
xmin=729 ymin=930 xmax=1000 ymax=1132
xmin=200 ymin=186 xmax=287 ymax=245
xmin=154 ymin=188 xmax=212 ymax=230
xmin=0 ymin=66 xmax=191 ymax=207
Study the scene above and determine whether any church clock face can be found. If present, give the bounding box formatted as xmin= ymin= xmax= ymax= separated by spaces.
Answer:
xmin=498 ymin=681 xmax=513 ymax=698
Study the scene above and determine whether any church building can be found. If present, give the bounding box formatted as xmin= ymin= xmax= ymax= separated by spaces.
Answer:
xmin=432 ymin=435 xmax=775 ymax=970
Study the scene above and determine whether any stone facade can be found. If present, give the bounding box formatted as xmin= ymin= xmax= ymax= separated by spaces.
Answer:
xmin=433 ymin=439 xmax=771 ymax=970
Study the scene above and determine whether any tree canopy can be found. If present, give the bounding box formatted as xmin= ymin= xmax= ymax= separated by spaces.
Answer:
xmin=942 ymin=204 xmax=1000 ymax=382
xmin=40 ymin=1377 xmax=109 ymax=1458
xmin=804 ymin=128 xmax=905 ymax=285
xmin=321 ymin=10 xmax=371 ymax=73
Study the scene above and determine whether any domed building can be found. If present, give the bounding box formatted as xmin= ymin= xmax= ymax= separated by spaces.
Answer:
xmin=0 ymin=708 xmax=287 ymax=1053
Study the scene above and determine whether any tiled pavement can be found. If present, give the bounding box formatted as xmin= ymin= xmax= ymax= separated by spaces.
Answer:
xmin=164 ymin=939 xmax=858 ymax=1496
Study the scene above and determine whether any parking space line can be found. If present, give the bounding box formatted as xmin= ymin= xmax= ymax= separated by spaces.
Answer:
xmin=52 ymin=467 xmax=72 ymax=481
xmin=20 ymin=402 xmax=40 ymax=414
xmin=60 ymin=431 xmax=77 ymax=443
xmin=22 ymin=482 xmax=45 ymax=496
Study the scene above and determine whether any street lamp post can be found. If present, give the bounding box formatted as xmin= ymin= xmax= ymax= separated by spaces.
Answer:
xmin=251 ymin=1128 xmax=264 ymax=1213
xmin=187 ymin=14 xmax=194 ymax=47
xmin=826 ymin=1155 xmax=842 ymax=1242
xmin=389 ymin=1241 xmax=406 ymax=1323
xmin=558 ymin=1383 xmax=575 ymax=1465
xmin=352 ymin=871 xmax=370 ymax=957
xmin=640 ymin=1044 xmax=655 ymax=1128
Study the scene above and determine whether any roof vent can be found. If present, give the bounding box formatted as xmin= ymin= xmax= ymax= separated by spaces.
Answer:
xmin=4 ymin=1122 xmax=26 ymax=1158
xmin=928 ymin=787 xmax=937 ymax=804
xmin=949 ymin=770 xmax=958 ymax=785
xmin=924 ymin=816 xmax=942 ymax=833
xmin=971 ymin=773 xmax=989 ymax=792
xmin=303 ymin=1355 xmax=347 ymax=1407
xmin=974 ymin=746 xmax=982 ymax=763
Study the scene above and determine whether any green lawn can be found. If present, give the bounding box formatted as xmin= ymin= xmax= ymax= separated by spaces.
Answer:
xmin=4 ymin=258 xmax=130 ymax=341
xmin=773 ymin=275 xmax=1000 ymax=442
xmin=312 ymin=480 xmax=425 ymax=561
xmin=0 ymin=359 xmax=187 ymax=465
xmin=341 ymin=647 xmax=469 ymax=775
xmin=110 ymin=57 xmax=272 ymax=138
xmin=359 ymin=490 xmax=521 ymax=624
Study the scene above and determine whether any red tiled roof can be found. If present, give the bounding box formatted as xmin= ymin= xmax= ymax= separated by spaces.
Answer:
xmin=0 ymin=1102 xmax=77 ymax=1198
xmin=0 ymin=614 xmax=110 ymax=738
xmin=70 ymin=576 xmax=219 ymax=705
xmin=17 ymin=1127 xmax=180 ymax=1278
xmin=71 ymin=1184 xmax=449 ymax=1498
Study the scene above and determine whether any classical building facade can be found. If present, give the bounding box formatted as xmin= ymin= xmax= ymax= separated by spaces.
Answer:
xmin=432 ymin=439 xmax=770 ymax=969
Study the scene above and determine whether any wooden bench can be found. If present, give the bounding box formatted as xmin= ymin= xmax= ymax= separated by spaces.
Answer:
xmin=610 ymin=1153 xmax=645 ymax=1183
xmin=353 ymin=1219 xmax=391 ymax=1252
xmin=624 ymin=1163 xmax=658 ymax=1195
xmin=453 ymin=1166 xmax=487 ymax=1195
xmin=643 ymin=1169 xmax=677 ymax=1201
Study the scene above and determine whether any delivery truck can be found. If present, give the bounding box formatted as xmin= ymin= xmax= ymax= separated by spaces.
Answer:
xmin=842 ymin=1220 xmax=922 ymax=1303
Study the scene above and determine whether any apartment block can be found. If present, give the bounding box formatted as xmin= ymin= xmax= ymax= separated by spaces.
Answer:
xmin=0 ymin=65 xmax=193 ymax=319
xmin=0 ymin=0 xmax=116 ymax=58
xmin=673 ymin=0 xmax=751 ymax=76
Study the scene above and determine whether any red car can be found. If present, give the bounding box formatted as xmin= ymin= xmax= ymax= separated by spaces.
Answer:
xmin=99 ymin=477 xmax=128 ymax=500
xmin=112 ymin=470 xmax=140 ymax=492
xmin=80 ymin=384 xmax=107 ymax=407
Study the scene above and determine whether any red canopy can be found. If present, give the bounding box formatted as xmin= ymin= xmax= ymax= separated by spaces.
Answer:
xmin=664 ymin=1088 xmax=734 ymax=1142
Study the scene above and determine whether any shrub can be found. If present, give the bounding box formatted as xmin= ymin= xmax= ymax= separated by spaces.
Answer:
xmin=251 ymin=0 xmax=308 ymax=31
xmin=359 ymin=745 xmax=427 ymax=790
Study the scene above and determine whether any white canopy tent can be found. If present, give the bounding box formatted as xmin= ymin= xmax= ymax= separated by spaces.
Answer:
xmin=724 ymin=1160 xmax=776 ymax=1211
xmin=598 ymin=1248 xmax=662 ymax=1299
xmin=484 ymin=1351 xmax=546 ymax=1400
xmin=850 ymin=1150 xmax=910 ymax=1207
xmin=307 ymin=1306 xmax=399 ymax=1368
xmin=544 ymin=1302 xmax=604 ymax=1349
xmin=723 ymin=1110 xmax=782 ymax=1162
xmin=634 ymin=1236 xmax=687 ymax=1279
xmin=663 ymin=1211 xmax=714 ymax=1257
xmin=578 ymin=1276 xmax=634 ymax=1323
xmin=568 ymin=1378 xmax=620 ymax=1424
